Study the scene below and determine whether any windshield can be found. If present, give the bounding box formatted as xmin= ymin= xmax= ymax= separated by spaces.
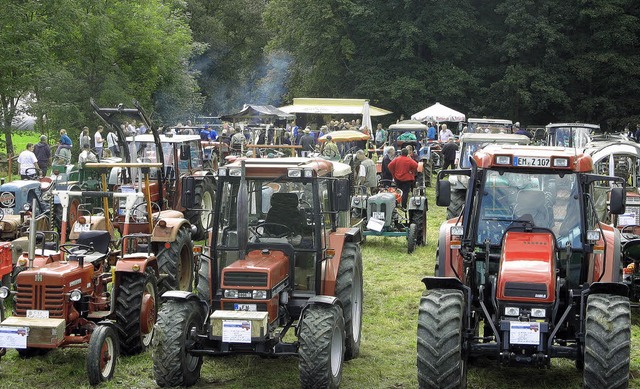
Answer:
xmin=467 ymin=122 xmax=512 ymax=134
xmin=476 ymin=170 xmax=583 ymax=249
xmin=548 ymin=126 xmax=592 ymax=148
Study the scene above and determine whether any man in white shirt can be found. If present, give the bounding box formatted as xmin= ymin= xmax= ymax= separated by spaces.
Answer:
xmin=94 ymin=126 xmax=104 ymax=158
xmin=106 ymin=129 xmax=119 ymax=157
xmin=439 ymin=124 xmax=454 ymax=142
xmin=78 ymin=144 xmax=98 ymax=164
xmin=17 ymin=143 xmax=41 ymax=179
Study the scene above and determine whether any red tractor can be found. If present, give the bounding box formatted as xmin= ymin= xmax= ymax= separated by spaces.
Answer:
xmin=152 ymin=157 xmax=363 ymax=388
xmin=418 ymin=145 xmax=630 ymax=388
xmin=0 ymin=208 xmax=159 ymax=385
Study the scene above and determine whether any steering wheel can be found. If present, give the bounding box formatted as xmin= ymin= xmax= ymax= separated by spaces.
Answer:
xmin=131 ymin=202 xmax=162 ymax=223
xmin=59 ymin=243 xmax=95 ymax=256
xmin=24 ymin=167 xmax=39 ymax=180
xmin=252 ymin=222 xmax=293 ymax=238
xmin=621 ymin=225 xmax=640 ymax=240
xmin=322 ymin=147 xmax=339 ymax=159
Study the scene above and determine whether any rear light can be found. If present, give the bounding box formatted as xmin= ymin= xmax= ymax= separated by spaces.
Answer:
xmin=78 ymin=216 xmax=87 ymax=225
xmin=553 ymin=158 xmax=569 ymax=167
xmin=158 ymin=219 xmax=167 ymax=228
xmin=505 ymin=307 xmax=520 ymax=316
xmin=587 ymin=230 xmax=600 ymax=242
xmin=450 ymin=226 xmax=463 ymax=236
xmin=287 ymin=168 xmax=302 ymax=178
xmin=17 ymin=258 xmax=27 ymax=267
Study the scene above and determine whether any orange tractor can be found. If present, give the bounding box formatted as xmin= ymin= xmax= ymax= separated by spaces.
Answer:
xmin=152 ymin=157 xmax=363 ymax=388
xmin=418 ymin=145 xmax=630 ymax=388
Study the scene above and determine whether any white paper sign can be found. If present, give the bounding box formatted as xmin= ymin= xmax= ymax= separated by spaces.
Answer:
xmin=222 ymin=320 xmax=252 ymax=343
xmin=619 ymin=213 xmax=637 ymax=226
xmin=0 ymin=326 xmax=28 ymax=349
xmin=509 ymin=322 xmax=540 ymax=345
xmin=366 ymin=217 xmax=385 ymax=232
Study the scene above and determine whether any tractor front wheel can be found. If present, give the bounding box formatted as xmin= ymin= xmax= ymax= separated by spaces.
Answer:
xmin=86 ymin=325 xmax=118 ymax=386
xmin=185 ymin=179 xmax=215 ymax=241
xmin=583 ymin=293 xmax=630 ymax=389
xmin=298 ymin=304 xmax=345 ymax=389
xmin=417 ymin=288 xmax=466 ymax=389
xmin=152 ymin=299 xmax=204 ymax=387
xmin=115 ymin=269 xmax=158 ymax=355
xmin=156 ymin=226 xmax=193 ymax=294
xmin=336 ymin=243 xmax=363 ymax=360
xmin=196 ymin=253 xmax=212 ymax=302
xmin=446 ymin=189 xmax=466 ymax=220
xmin=407 ymin=223 xmax=417 ymax=254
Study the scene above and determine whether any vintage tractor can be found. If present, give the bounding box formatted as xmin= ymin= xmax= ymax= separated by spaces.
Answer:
xmin=351 ymin=182 xmax=427 ymax=253
xmin=418 ymin=145 xmax=630 ymax=388
xmin=152 ymin=157 xmax=363 ymax=388
xmin=0 ymin=206 xmax=159 ymax=385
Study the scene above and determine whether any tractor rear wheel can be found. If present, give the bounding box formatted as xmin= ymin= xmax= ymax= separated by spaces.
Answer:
xmin=196 ymin=253 xmax=212 ymax=302
xmin=185 ymin=179 xmax=215 ymax=241
xmin=115 ymin=269 xmax=158 ymax=355
xmin=153 ymin=299 xmax=204 ymax=387
xmin=446 ymin=189 xmax=466 ymax=220
xmin=86 ymin=325 xmax=118 ymax=386
xmin=417 ymin=289 xmax=466 ymax=389
xmin=583 ymin=293 xmax=630 ymax=389
xmin=299 ymin=304 xmax=345 ymax=389
xmin=156 ymin=226 xmax=193 ymax=294
xmin=407 ymin=223 xmax=417 ymax=254
xmin=336 ymin=243 xmax=363 ymax=360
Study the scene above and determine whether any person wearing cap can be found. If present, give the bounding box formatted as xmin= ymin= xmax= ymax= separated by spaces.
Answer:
xmin=219 ymin=129 xmax=231 ymax=145
xmin=321 ymin=135 xmax=339 ymax=159
xmin=298 ymin=127 xmax=315 ymax=156
xmin=34 ymin=135 xmax=51 ymax=175
xmin=200 ymin=125 xmax=211 ymax=141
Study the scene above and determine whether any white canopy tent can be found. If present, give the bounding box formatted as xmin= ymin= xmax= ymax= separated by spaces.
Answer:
xmin=279 ymin=98 xmax=392 ymax=117
xmin=411 ymin=102 xmax=465 ymax=123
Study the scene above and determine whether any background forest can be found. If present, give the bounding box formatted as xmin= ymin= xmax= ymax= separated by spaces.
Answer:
xmin=1 ymin=0 xmax=639 ymax=154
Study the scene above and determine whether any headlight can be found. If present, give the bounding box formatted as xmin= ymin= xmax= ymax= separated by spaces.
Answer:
xmin=69 ymin=289 xmax=82 ymax=302
xmin=287 ymin=168 xmax=302 ymax=178
xmin=505 ymin=307 xmax=520 ymax=316
xmin=353 ymin=198 xmax=360 ymax=205
xmin=495 ymin=156 xmax=511 ymax=165
xmin=450 ymin=225 xmax=464 ymax=236
xmin=553 ymin=158 xmax=569 ymax=167
xmin=218 ymin=167 xmax=227 ymax=176
xmin=22 ymin=203 xmax=31 ymax=211
xmin=224 ymin=289 xmax=239 ymax=298
xmin=531 ymin=308 xmax=546 ymax=318
xmin=414 ymin=198 xmax=422 ymax=206
xmin=587 ymin=230 xmax=600 ymax=242
xmin=0 ymin=286 xmax=10 ymax=299
xmin=303 ymin=169 xmax=313 ymax=178
xmin=228 ymin=168 xmax=242 ymax=176
xmin=252 ymin=290 xmax=268 ymax=299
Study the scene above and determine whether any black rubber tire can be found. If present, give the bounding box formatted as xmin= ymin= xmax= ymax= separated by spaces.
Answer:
xmin=196 ymin=253 xmax=212 ymax=302
xmin=185 ymin=179 xmax=215 ymax=241
xmin=446 ymin=189 xmax=466 ymax=220
xmin=336 ymin=243 xmax=363 ymax=360
xmin=407 ymin=223 xmax=417 ymax=254
xmin=86 ymin=325 xmax=119 ymax=386
xmin=115 ymin=269 xmax=158 ymax=355
xmin=156 ymin=226 xmax=194 ymax=294
xmin=417 ymin=289 xmax=466 ymax=389
xmin=152 ymin=299 xmax=204 ymax=387
xmin=411 ymin=210 xmax=427 ymax=246
xmin=298 ymin=304 xmax=345 ymax=389
xmin=1 ymin=274 xmax=10 ymax=287
xmin=583 ymin=293 xmax=631 ymax=389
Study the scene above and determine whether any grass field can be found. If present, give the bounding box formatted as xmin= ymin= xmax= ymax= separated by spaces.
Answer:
xmin=1 ymin=186 xmax=639 ymax=388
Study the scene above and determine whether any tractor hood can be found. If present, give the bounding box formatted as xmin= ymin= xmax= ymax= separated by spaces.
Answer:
xmin=16 ymin=260 xmax=95 ymax=289
xmin=496 ymin=231 xmax=556 ymax=304
xmin=221 ymin=248 xmax=290 ymax=289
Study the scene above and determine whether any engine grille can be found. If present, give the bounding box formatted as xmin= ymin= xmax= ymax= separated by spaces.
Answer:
xmin=503 ymin=282 xmax=548 ymax=299
xmin=15 ymin=284 xmax=65 ymax=318
xmin=223 ymin=272 xmax=268 ymax=287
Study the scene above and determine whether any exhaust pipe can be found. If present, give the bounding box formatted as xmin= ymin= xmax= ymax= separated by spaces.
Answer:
xmin=28 ymin=199 xmax=37 ymax=269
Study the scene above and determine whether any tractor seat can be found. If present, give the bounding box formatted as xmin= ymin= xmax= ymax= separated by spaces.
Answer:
xmin=152 ymin=210 xmax=184 ymax=219
xmin=72 ymin=230 xmax=111 ymax=264
xmin=40 ymin=177 xmax=53 ymax=192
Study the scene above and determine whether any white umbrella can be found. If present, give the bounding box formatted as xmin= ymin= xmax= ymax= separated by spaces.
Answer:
xmin=362 ymin=101 xmax=373 ymax=133
xmin=411 ymin=102 xmax=465 ymax=123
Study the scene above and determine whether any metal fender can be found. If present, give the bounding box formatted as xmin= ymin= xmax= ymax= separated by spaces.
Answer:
xmin=296 ymin=295 xmax=343 ymax=336
xmin=151 ymin=217 xmax=191 ymax=242
xmin=588 ymin=281 xmax=628 ymax=298
xmin=115 ymin=254 xmax=158 ymax=274
xmin=436 ymin=220 xmax=463 ymax=278
xmin=322 ymin=229 xmax=357 ymax=296
xmin=421 ymin=276 xmax=467 ymax=293
xmin=592 ymin=223 xmax=622 ymax=283
xmin=161 ymin=290 xmax=209 ymax=317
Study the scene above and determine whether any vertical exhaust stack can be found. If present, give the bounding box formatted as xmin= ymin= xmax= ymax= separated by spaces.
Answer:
xmin=27 ymin=199 xmax=37 ymax=269
xmin=237 ymin=160 xmax=248 ymax=260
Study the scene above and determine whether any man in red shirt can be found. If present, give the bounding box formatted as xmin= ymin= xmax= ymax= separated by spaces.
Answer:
xmin=388 ymin=148 xmax=418 ymax=208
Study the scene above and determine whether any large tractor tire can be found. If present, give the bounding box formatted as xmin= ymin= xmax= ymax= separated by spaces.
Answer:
xmin=407 ymin=223 xmax=417 ymax=254
xmin=86 ymin=325 xmax=118 ymax=386
xmin=196 ymin=253 xmax=212 ymax=302
xmin=185 ymin=179 xmax=215 ymax=241
xmin=298 ymin=304 xmax=345 ymax=389
xmin=156 ymin=226 xmax=194 ymax=294
xmin=411 ymin=210 xmax=427 ymax=246
xmin=583 ymin=293 xmax=630 ymax=389
xmin=417 ymin=289 xmax=466 ymax=389
xmin=335 ymin=243 xmax=363 ymax=360
xmin=153 ymin=299 xmax=204 ymax=387
xmin=115 ymin=269 xmax=158 ymax=355
xmin=446 ymin=189 xmax=466 ymax=220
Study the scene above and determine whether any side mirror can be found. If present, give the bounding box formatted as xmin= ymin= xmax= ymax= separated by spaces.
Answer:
xmin=181 ymin=176 xmax=196 ymax=208
xmin=436 ymin=180 xmax=451 ymax=207
xmin=180 ymin=144 xmax=191 ymax=161
xmin=610 ymin=187 xmax=626 ymax=215
xmin=333 ymin=179 xmax=351 ymax=212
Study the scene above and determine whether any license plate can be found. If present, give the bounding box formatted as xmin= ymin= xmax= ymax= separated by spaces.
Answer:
xmin=26 ymin=310 xmax=49 ymax=319
xmin=373 ymin=211 xmax=385 ymax=220
xmin=73 ymin=223 xmax=90 ymax=232
xmin=509 ymin=321 xmax=540 ymax=345
xmin=233 ymin=304 xmax=257 ymax=312
xmin=514 ymin=156 xmax=550 ymax=167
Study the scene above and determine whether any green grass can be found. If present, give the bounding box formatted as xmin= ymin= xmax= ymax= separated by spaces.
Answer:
xmin=1 ymin=185 xmax=640 ymax=388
